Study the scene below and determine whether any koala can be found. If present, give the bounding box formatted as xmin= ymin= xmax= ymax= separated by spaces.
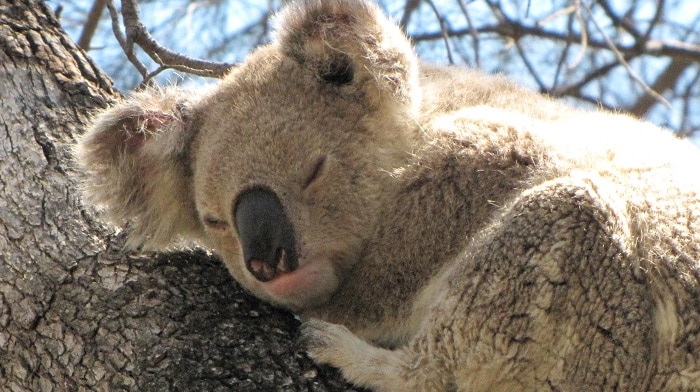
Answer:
xmin=76 ymin=0 xmax=700 ymax=390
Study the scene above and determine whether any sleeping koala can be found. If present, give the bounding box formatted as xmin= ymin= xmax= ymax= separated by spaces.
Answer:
xmin=76 ymin=0 xmax=700 ymax=390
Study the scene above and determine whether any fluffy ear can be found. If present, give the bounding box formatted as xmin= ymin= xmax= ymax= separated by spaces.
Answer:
xmin=276 ymin=0 xmax=420 ymax=113
xmin=75 ymin=88 xmax=203 ymax=250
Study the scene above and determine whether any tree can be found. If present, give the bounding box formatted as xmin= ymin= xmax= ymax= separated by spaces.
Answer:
xmin=2 ymin=0 xmax=698 ymax=390
xmin=0 ymin=1 xmax=361 ymax=390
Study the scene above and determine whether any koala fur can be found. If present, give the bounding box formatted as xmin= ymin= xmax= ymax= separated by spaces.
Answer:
xmin=76 ymin=0 xmax=700 ymax=390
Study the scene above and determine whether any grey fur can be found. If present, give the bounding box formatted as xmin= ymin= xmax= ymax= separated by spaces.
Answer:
xmin=76 ymin=0 xmax=700 ymax=390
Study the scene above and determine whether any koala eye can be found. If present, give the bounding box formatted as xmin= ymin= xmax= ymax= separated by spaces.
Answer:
xmin=303 ymin=155 xmax=327 ymax=189
xmin=203 ymin=215 xmax=229 ymax=230
xmin=320 ymin=56 xmax=353 ymax=86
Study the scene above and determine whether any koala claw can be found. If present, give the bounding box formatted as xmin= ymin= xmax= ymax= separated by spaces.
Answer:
xmin=300 ymin=319 xmax=432 ymax=392
xmin=300 ymin=318 xmax=354 ymax=365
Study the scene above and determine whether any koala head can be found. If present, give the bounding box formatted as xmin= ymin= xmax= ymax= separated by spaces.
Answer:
xmin=76 ymin=0 xmax=422 ymax=311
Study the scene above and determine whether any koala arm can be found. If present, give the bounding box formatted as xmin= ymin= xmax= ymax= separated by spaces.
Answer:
xmin=301 ymin=173 xmax=700 ymax=392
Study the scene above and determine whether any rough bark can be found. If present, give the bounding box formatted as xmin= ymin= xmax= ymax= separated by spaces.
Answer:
xmin=0 ymin=1 xmax=360 ymax=390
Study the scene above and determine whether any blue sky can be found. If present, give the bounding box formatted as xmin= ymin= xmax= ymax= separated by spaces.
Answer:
xmin=51 ymin=0 xmax=700 ymax=139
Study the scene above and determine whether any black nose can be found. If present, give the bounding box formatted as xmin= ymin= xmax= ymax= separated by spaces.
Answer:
xmin=234 ymin=188 xmax=298 ymax=282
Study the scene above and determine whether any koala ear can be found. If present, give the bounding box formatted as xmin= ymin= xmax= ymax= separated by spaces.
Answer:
xmin=276 ymin=0 xmax=420 ymax=112
xmin=75 ymin=88 xmax=203 ymax=250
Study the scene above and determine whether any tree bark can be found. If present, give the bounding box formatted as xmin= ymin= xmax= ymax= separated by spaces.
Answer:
xmin=0 ymin=1 xmax=360 ymax=391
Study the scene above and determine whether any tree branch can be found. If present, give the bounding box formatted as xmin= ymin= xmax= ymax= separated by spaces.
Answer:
xmin=409 ymin=24 xmax=700 ymax=63
xmin=399 ymin=0 xmax=423 ymax=31
xmin=77 ymin=0 xmax=107 ymax=50
xmin=597 ymin=0 xmax=641 ymax=41
xmin=629 ymin=58 xmax=693 ymax=117
xmin=549 ymin=58 xmax=634 ymax=97
xmin=105 ymin=0 xmax=149 ymax=81
xmin=109 ymin=0 xmax=235 ymax=84
xmin=456 ymin=0 xmax=481 ymax=68
xmin=425 ymin=0 xmax=454 ymax=64
xmin=641 ymin=0 xmax=665 ymax=42
xmin=580 ymin=1 xmax=672 ymax=111
xmin=678 ymin=68 xmax=700 ymax=137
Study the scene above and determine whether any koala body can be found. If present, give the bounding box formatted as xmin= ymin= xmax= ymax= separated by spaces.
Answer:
xmin=77 ymin=0 xmax=700 ymax=390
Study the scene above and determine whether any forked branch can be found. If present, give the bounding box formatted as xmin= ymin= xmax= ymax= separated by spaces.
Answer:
xmin=106 ymin=0 xmax=235 ymax=86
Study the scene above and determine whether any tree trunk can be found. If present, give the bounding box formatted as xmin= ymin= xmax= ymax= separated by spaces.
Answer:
xmin=0 ymin=2 xmax=359 ymax=391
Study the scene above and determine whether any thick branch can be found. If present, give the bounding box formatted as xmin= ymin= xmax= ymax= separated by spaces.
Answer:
xmin=399 ymin=0 xmax=423 ymax=30
xmin=77 ymin=0 xmax=107 ymax=50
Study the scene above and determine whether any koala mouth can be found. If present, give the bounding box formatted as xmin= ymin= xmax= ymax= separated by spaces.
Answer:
xmin=247 ymin=247 xmax=297 ymax=282
xmin=234 ymin=188 xmax=300 ymax=283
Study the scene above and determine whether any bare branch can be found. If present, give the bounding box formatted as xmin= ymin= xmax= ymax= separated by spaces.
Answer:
xmin=568 ymin=0 xmax=587 ymax=69
xmin=78 ymin=0 xmax=107 ymax=50
xmin=538 ymin=5 xmax=575 ymax=27
xmin=535 ymin=4 xmax=587 ymax=68
xmin=202 ymin=11 xmax=273 ymax=60
xmin=580 ymin=2 xmax=672 ymax=111
xmin=550 ymin=13 xmax=575 ymax=91
xmin=456 ymin=0 xmax=480 ymax=68
xmin=642 ymin=0 xmax=665 ymax=42
xmin=678 ymin=68 xmax=700 ymax=137
xmin=597 ymin=0 xmax=641 ymax=40
xmin=424 ymin=0 xmax=454 ymax=64
xmin=399 ymin=0 xmax=423 ymax=31
xmin=409 ymin=24 xmax=700 ymax=63
xmin=629 ymin=58 xmax=693 ymax=117
xmin=105 ymin=0 xmax=149 ymax=80
xmin=549 ymin=58 xmax=634 ymax=97
xmin=514 ymin=40 xmax=546 ymax=92
xmin=111 ymin=0 xmax=235 ymax=83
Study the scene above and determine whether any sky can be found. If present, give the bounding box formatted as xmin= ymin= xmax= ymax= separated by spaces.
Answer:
xmin=50 ymin=0 xmax=700 ymax=140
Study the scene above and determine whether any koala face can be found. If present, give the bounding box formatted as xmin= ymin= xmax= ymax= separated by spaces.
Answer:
xmin=190 ymin=48 xmax=402 ymax=309
xmin=77 ymin=0 xmax=422 ymax=311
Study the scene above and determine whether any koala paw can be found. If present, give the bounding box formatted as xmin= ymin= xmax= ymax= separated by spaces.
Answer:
xmin=301 ymin=319 xmax=415 ymax=391
xmin=300 ymin=318 xmax=355 ymax=365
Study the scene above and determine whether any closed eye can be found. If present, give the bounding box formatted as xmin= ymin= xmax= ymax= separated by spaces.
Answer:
xmin=203 ymin=215 xmax=229 ymax=229
xmin=303 ymin=155 xmax=327 ymax=189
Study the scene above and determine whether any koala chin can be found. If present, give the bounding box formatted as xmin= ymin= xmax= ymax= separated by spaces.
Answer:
xmin=76 ymin=0 xmax=700 ymax=390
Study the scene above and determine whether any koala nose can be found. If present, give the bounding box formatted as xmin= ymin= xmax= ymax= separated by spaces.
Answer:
xmin=234 ymin=188 xmax=299 ymax=282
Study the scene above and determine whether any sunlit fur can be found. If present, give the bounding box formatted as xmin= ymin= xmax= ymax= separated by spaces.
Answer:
xmin=76 ymin=0 xmax=700 ymax=390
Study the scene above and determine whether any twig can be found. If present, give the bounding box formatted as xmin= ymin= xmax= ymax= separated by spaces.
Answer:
xmin=106 ymin=0 xmax=149 ymax=80
xmin=410 ymin=24 xmax=700 ymax=63
xmin=550 ymin=13 xmax=574 ymax=91
xmin=456 ymin=0 xmax=480 ymax=68
xmin=568 ymin=0 xmax=587 ymax=69
xmin=678 ymin=68 xmax=700 ymax=137
xmin=550 ymin=57 xmax=635 ymax=97
xmin=580 ymin=1 xmax=672 ymax=110
xmin=597 ymin=0 xmax=641 ymax=40
xmin=642 ymin=0 xmax=665 ymax=42
xmin=425 ymin=0 xmax=454 ymax=64
xmin=629 ymin=58 xmax=692 ymax=117
xmin=514 ymin=41 xmax=546 ymax=92
xmin=538 ymin=5 xmax=575 ymax=27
